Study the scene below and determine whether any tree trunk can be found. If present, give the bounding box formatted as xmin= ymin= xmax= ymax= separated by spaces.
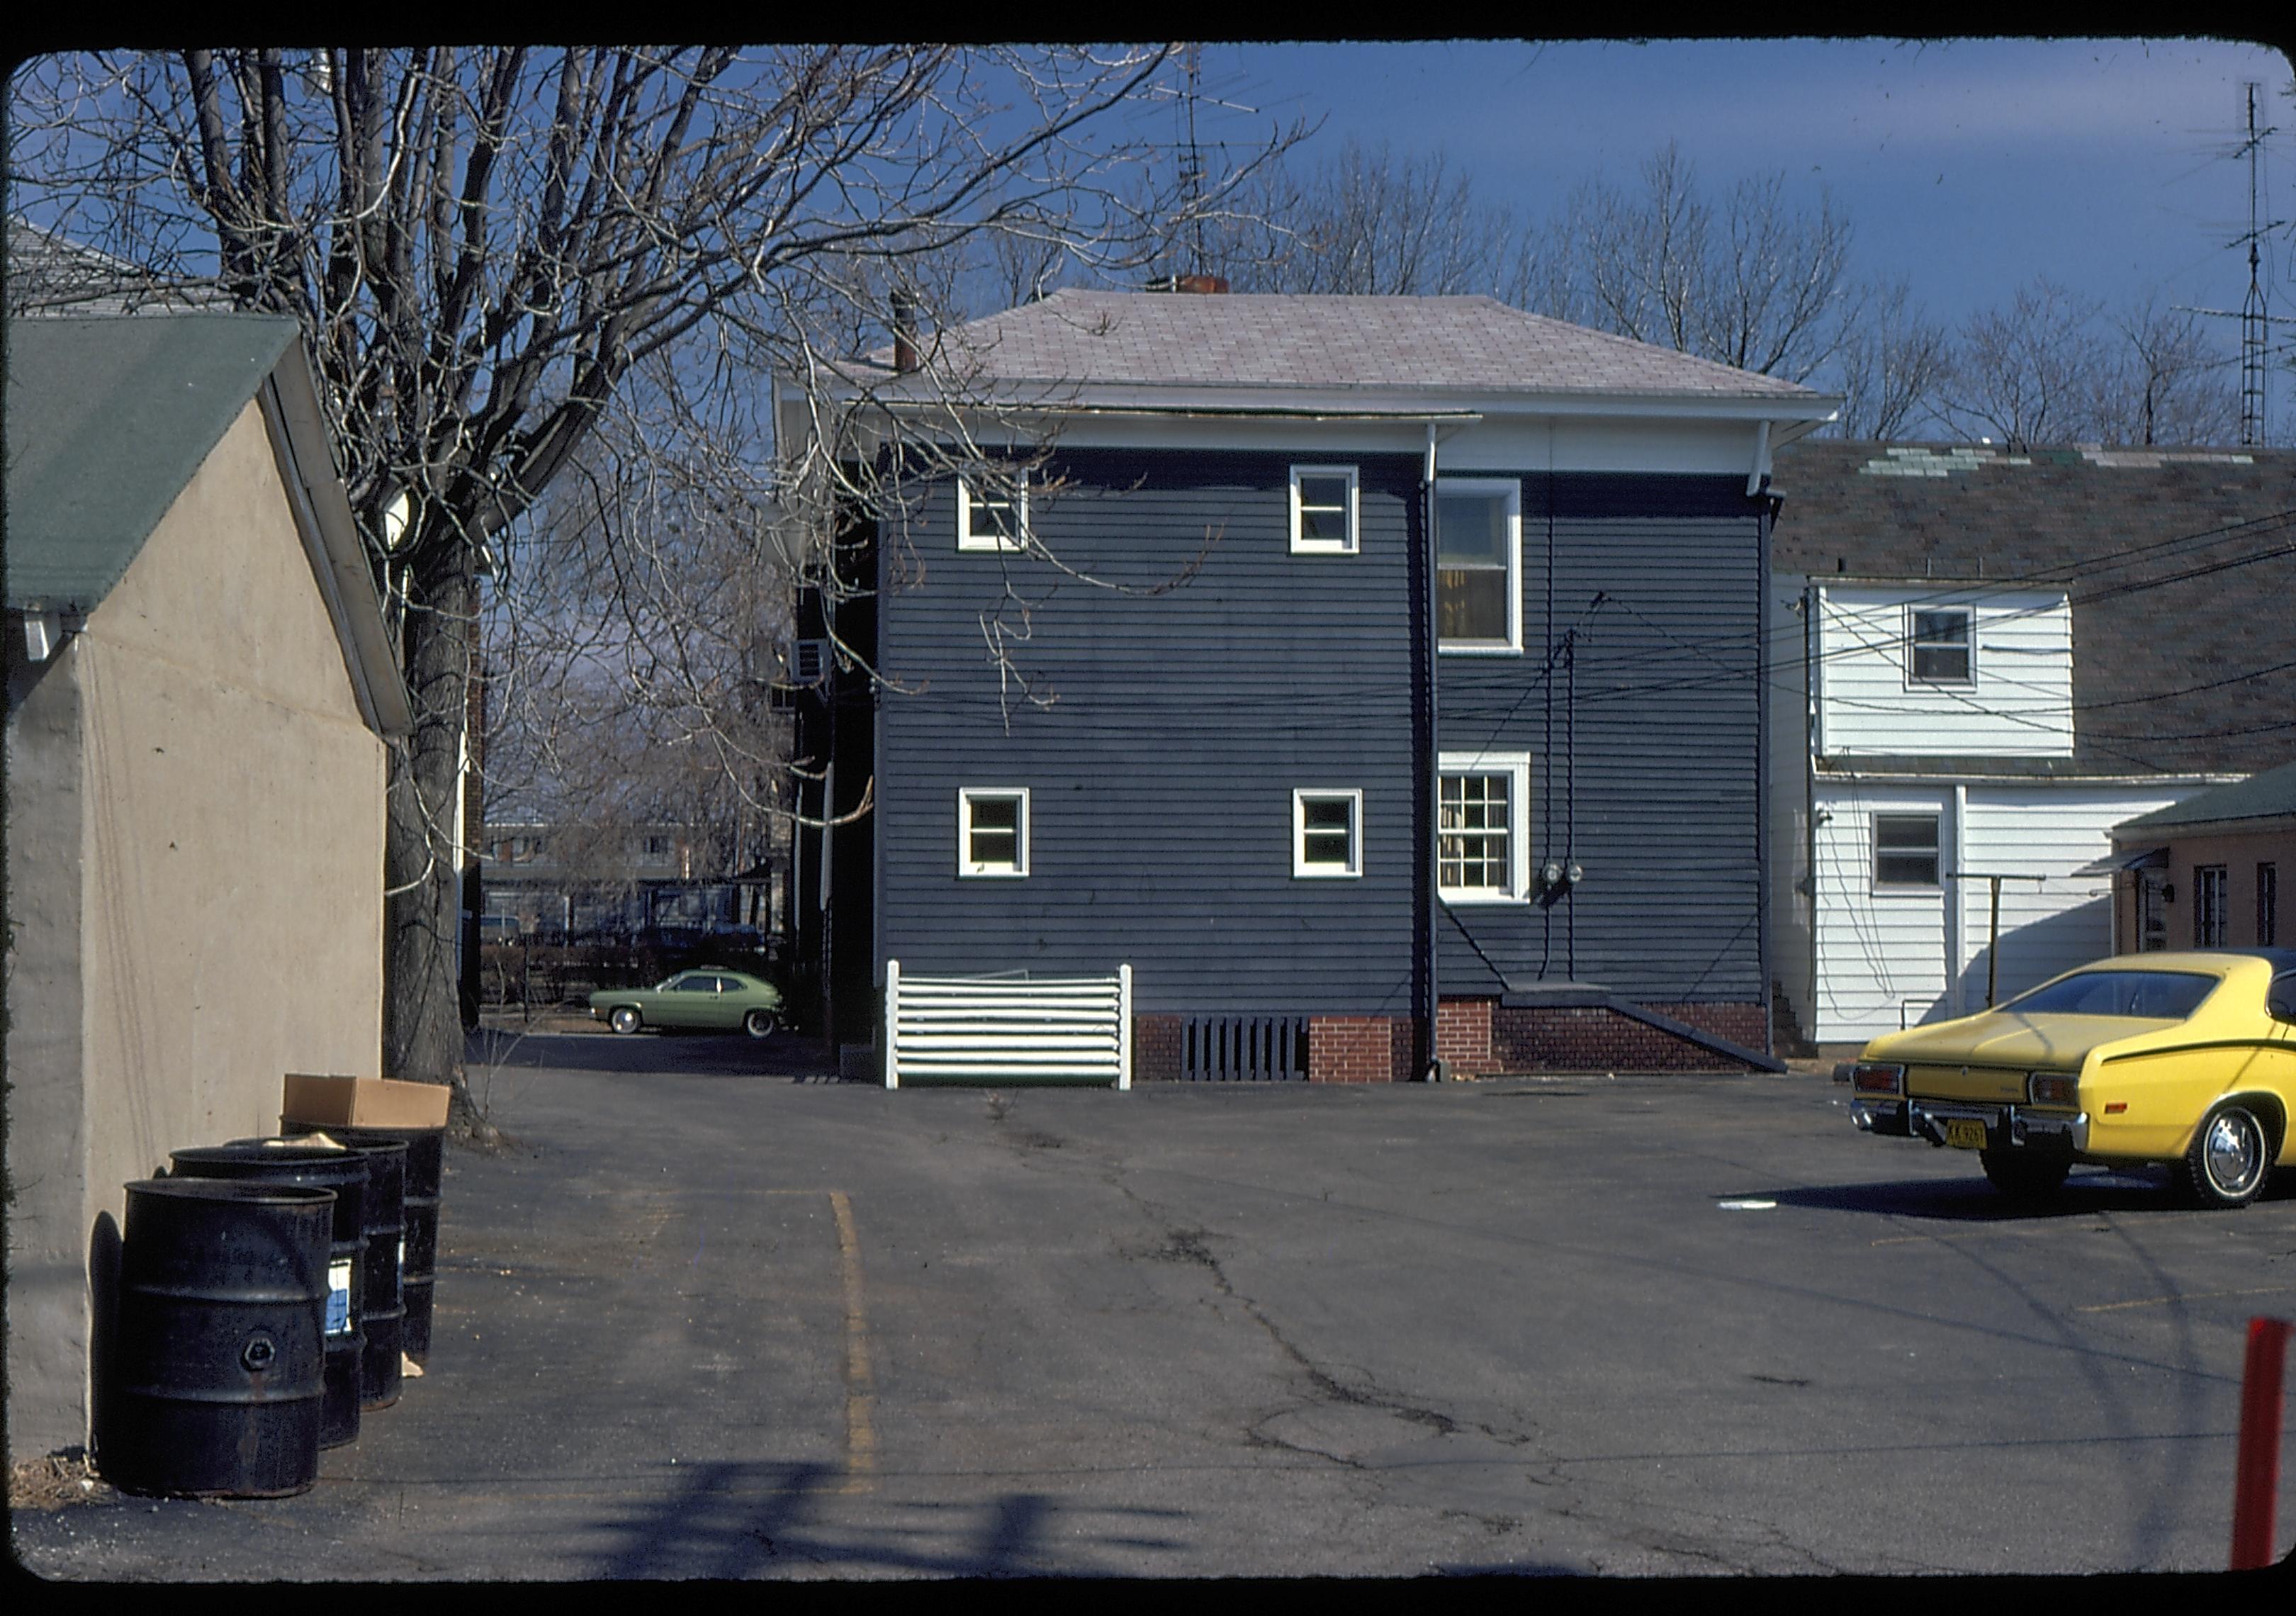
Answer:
xmin=381 ymin=556 xmax=495 ymax=1138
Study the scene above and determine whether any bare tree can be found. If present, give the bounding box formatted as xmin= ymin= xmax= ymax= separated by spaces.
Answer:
xmin=1829 ymin=277 xmax=1951 ymax=439
xmin=1217 ymin=138 xmax=1531 ymax=298
xmin=2095 ymin=294 xmax=2241 ymax=447
xmin=1541 ymin=141 xmax=1857 ymax=383
xmin=9 ymin=45 xmax=1280 ymax=1121
xmin=1934 ymin=278 xmax=2112 ymax=449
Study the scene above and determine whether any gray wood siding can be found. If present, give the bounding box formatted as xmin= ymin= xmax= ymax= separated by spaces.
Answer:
xmin=1438 ymin=473 xmax=1766 ymax=1002
xmin=877 ymin=449 xmax=1423 ymax=1015
xmin=874 ymin=454 xmax=1765 ymax=1016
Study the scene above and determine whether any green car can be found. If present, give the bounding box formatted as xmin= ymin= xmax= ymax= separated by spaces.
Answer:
xmin=590 ymin=967 xmax=784 ymax=1039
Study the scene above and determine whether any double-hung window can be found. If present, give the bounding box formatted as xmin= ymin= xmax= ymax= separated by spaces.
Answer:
xmin=2194 ymin=865 xmax=2228 ymax=947
xmin=1437 ymin=752 xmax=1531 ymax=901
xmin=1907 ymin=607 xmax=1974 ymax=685
xmin=1293 ymin=790 xmax=1363 ymax=878
xmin=958 ymin=789 xmax=1029 ymax=877
xmin=958 ymin=470 xmax=1028 ymax=552
xmin=1436 ymin=479 xmax=1521 ymax=653
xmin=1290 ymin=466 xmax=1358 ymax=554
xmin=1874 ymin=813 xmax=1942 ymax=888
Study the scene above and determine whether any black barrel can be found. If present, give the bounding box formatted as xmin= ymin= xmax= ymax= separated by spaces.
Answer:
xmin=103 ymin=1179 xmax=334 ymax=1498
xmin=271 ymin=1137 xmax=405 ymax=1409
xmin=286 ymin=1123 xmax=442 ymax=1361
xmin=168 ymin=1144 xmax=367 ymax=1447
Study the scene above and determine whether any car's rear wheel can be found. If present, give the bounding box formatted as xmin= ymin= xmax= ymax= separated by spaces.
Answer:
xmin=1980 ymin=1150 xmax=2071 ymax=1201
xmin=2180 ymin=1101 xmax=2273 ymax=1209
xmin=609 ymin=1006 xmax=643 ymax=1036
xmin=743 ymin=1009 xmax=777 ymax=1040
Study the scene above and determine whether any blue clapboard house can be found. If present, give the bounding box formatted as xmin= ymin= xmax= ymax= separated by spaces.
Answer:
xmin=776 ymin=287 xmax=1838 ymax=1082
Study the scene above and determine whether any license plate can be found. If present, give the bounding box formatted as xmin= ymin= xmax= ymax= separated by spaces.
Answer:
xmin=1945 ymin=1118 xmax=1988 ymax=1151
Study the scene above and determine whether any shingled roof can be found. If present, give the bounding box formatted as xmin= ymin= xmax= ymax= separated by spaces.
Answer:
xmin=2116 ymin=757 xmax=2296 ymax=831
xmin=862 ymin=289 xmax=1826 ymax=404
xmin=1769 ymin=439 xmax=2296 ymax=778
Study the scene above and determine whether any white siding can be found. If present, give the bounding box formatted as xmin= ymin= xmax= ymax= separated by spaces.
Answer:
xmin=1816 ymin=584 xmax=2073 ymax=757
xmin=1810 ymin=783 xmax=1954 ymax=1043
xmin=1807 ymin=779 xmax=2213 ymax=1043
xmin=1952 ymin=785 xmax=2193 ymax=1011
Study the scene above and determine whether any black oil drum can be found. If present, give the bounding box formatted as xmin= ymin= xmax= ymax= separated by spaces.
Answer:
xmin=306 ymin=1137 xmax=405 ymax=1409
xmin=168 ymin=1143 xmax=367 ymax=1447
xmin=103 ymin=1179 xmax=334 ymax=1498
xmin=287 ymin=1123 xmax=442 ymax=1360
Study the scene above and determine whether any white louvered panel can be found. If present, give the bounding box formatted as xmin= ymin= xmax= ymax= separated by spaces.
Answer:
xmin=884 ymin=961 xmax=1132 ymax=1089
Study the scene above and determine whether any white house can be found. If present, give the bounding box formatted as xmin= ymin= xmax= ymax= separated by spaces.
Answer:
xmin=1766 ymin=441 xmax=2296 ymax=1049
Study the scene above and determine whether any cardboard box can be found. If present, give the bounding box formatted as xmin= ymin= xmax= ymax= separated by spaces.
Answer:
xmin=281 ymin=1072 xmax=450 ymax=1130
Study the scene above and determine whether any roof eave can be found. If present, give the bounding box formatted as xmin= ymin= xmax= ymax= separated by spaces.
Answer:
xmin=259 ymin=346 xmax=414 ymax=738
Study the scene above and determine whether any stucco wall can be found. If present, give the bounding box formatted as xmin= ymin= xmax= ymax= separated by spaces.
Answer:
xmin=5 ymin=644 xmax=89 ymax=1459
xmin=5 ymin=398 xmax=389 ymax=1461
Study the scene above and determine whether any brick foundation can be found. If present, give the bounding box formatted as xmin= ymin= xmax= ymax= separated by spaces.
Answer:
xmin=1487 ymin=1000 xmax=1768 ymax=1074
xmin=1435 ymin=998 xmax=1495 ymax=1074
xmin=1132 ymin=1014 xmax=1182 ymax=1082
xmin=1308 ymin=1015 xmax=1409 ymax=1083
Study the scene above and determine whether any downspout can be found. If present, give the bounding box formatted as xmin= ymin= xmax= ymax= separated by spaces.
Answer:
xmin=1420 ymin=423 xmax=1441 ymax=1079
xmin=1802 ymin=583 xmax=1820 ymax=1040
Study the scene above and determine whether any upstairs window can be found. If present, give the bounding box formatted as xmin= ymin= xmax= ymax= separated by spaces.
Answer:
xmin=958 ymin=471 xmax=1028 ymax=552
xmin=1874 ymin=813 xmax=1942 ymax=888
xmin=1908 ymin=607 xmax=1974 ymax=684
xmin=1293 ymin=790 xmax=1363 ymax=878
xmin=959 ymin=788 xmax=1030 ymax=877
xmin=1436 ymin=480 xmax=1521 ymax=653
xmin=1290 ymin=466 xmax=1358 ymax=554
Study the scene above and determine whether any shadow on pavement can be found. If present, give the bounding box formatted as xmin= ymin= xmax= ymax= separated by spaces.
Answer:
xmin=464 ymin=1026 xmax=847 ymax=1081
xmin=588 ymin=1460 xmax=1191 ymax=1577
xmin=1735 ymin=1164 xmax=2290 ymax=1223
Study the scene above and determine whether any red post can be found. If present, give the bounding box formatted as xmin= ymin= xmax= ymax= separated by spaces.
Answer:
xmin=2230 ymin=1315 xmax=2292 ymax=1570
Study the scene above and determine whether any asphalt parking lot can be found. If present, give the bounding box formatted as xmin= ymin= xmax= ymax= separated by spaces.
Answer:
xmin=13 ymin=1025 xmax=2295 ymax=1580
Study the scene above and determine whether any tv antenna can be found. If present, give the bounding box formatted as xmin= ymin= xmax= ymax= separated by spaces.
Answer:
xmin=1179 ymin=42 xmax=1208 ymax=276
xmin=2180 ymin=84 xmax=2289 ymax=446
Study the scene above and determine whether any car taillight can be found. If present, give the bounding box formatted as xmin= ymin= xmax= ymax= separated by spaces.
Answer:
xmin=1850 ymin=1063 xmax=1905 ymax=1095
xmin=2027 ymin=1072 xmax=2078 ymax=1106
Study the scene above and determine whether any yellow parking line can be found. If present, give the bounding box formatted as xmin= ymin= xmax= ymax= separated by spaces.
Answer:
xmin=2075 ymin=1285 xmax=2295 ymax=1314
xmin=828 ymin=1190 xmax=877 ymax=1495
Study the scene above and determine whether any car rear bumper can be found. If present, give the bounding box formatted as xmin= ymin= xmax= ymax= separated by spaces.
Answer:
xmin=1852 ymin=1098 xmax=2088 ymax=1153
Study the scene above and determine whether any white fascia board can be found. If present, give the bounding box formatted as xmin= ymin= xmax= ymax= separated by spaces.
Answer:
xmin=1818 ymin=766 xmax=2242 ymax=787
xmin=259 ymin=346 xmax=413 ymax=738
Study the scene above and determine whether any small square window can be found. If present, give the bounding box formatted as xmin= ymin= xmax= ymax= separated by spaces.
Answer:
xmin=1908 ymin=607 xmax=1973 ymax=684
xmin=958 ymin=471 xmax=1028 ymax=552
xmin=1293 ymin=790 xmax=1362 ymax=878
xmin=1874 ymin=813 xmax=1942 ymax=887
xmin=1290 ymin=466 xmax=1358 ymax=554
xmin=959 ymin=789 xmax=1030 ymax=877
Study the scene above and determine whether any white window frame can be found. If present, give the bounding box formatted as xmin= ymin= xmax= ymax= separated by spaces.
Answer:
xmin=1436 ymin=751 xmax=1531 ymax=903
xmin=1291 ymin=788 xmax=1363 ymax=880
xmin=1289 ymin=465 xmax=1359 ymax=555
xmin=1904 ymin=604 xmax=1976 ymax=687
xmin=957 ymin=787 xmax=1030 ymax=878
xmin=1435 ymin=478 xmax=1522 ymax=655
xmin=957 ymin=470 xmax=1028 ymax=553
xmin=1872 ymin=811 xmax=1944 ymax=891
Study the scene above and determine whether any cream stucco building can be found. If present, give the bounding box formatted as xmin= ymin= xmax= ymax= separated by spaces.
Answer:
xmin=6 ymin=314 xmax=410 ymax=1461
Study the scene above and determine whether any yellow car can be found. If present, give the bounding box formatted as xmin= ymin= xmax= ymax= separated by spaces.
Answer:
xmin=1843 ymin=949 xmax=2296 ymax=1208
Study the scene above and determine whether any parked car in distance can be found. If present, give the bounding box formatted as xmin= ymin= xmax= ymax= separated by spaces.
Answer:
xmin=590 ymin=968 xmax=784 ymax=1039
xmin=1841 ymin=949 xmax=2296 ymax=1208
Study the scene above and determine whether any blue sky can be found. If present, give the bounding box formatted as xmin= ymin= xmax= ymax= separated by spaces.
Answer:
xmin=1174 ymin=38 xmax=2295 ymax=427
